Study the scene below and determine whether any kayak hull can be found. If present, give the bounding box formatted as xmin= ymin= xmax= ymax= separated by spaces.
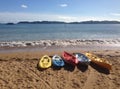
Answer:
xmin=52 ymin=55 xmax=65 ymax=67
xmin=73 ymin=53 xmax=91 ymax=65
xmin=85 ymin=53 xmax=112 ymax=70
xmin=39 ymin=55 xmax=52 ymax=68
xmin=62 ymin=51 xmax=78 ymax=65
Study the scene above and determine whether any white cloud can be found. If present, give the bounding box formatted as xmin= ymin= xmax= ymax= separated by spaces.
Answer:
xmin=110 ymin=13 xmax=120 ymax=16
xmin=58 ymin=16 xmax=77 ymax=22
xmin=0 ymin=12 xmax=120 ymax=23
xmin=60 ymin=4 xmax=68 ymax=7
xmin=21 ymin=4 xmax=28 ymax=8
xmin=0 ymin=12 xmax=77 ymax=23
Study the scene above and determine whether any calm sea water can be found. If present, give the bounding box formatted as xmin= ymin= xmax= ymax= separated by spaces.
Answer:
xmin=0 ymin=24 xmax=120 ymax=41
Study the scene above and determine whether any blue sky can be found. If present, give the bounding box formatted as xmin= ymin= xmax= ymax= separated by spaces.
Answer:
xmin=0 ymin=0 xmax=120 ymax=23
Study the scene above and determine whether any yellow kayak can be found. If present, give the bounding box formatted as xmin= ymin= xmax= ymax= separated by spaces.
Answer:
xmin=39 ymin=55 xmax=52 ymax=68
xmin=85 ymin=53 xmax=112 ymax=70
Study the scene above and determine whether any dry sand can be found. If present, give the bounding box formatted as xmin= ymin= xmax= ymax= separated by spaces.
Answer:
xmin=0 ymin=47 xmax=120 ymax=89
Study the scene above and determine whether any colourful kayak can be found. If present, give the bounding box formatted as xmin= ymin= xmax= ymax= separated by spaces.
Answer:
xmin=73 ymin=53 xmax=91 ymax=65
xmin=39 ymin=55 xmax=52 ymax=68
xmin=85 ymin=53 xmax=112 ymax=70
xmin=62 ymin=51 xmax=78 ymax=65
xmin=52 ymin=55 xmax=65 ymax=67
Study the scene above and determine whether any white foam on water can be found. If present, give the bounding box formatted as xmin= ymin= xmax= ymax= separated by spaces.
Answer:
xmin=0 ymin=39 xmax=120 ymax=48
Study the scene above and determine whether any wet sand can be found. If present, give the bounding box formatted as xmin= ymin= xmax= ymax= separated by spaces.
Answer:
xmin=0 ymin=43 xmax=120 ymax=89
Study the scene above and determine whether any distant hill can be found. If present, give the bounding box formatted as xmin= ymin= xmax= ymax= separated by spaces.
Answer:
xmin=17 ymin=21 xmax=66 ymax=24
xmin=70 ymin=21 xmax=120 ymax=24
xmin=17 ymin=21 xmax=120 ymax=24
xmin=3 ymin=20 xmax=120 ymax=25
xmin=5 ymin=23 xmax=15 ymax=25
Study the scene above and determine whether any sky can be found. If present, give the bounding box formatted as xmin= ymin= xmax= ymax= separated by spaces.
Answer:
xmin=0 ymin=0 xmax=120 ymax=23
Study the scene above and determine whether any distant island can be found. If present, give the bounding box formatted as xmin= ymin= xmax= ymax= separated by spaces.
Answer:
xmin=4 ymin=20 xmax=120 ymax=25
xmin=70 ymin=21 xmax=120 ymax=24
xmin=6 ymin=23 xmax=15 ymax=25
xmin=17 ymin=21 xmax=66 ymax=24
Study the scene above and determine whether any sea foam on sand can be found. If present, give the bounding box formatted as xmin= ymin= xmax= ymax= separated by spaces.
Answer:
xmin=0 ymin=39 xmax=120 ymax=48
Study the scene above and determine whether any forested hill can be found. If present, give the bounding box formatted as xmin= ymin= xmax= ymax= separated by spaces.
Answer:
xmin=3 ymin=21 xmax=120 ymax=25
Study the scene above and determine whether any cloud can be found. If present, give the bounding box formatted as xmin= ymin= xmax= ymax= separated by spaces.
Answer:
xmin=0 ymin=12 xmax=120 ymax=23
xmin=58 ymin=16 xmax=77 ymax=22
xmin=21 ymin=4 xmax=28 ymax=8
xmin=0 ymin=12 xmax=77 ymax=23
xmin=110 ymin=13 xmax=120 ymax=16
xmin=60 ymin=4 xmax=68 ymax=7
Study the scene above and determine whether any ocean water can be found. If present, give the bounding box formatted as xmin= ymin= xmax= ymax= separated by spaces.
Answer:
xmin=0 ymin=24 xmax=120 ymax=41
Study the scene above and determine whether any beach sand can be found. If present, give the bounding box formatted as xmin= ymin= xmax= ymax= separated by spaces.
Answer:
xmin=0 ymin=42 xmax=120 ymax=89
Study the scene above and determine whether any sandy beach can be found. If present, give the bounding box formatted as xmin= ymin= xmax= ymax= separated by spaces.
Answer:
xmin=0 ymin=40 xmax=120 ymax=89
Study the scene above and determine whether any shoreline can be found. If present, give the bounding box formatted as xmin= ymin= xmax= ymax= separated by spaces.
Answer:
xmin=0 ymin=39 xmax=120 ymax=48
xmin=0 ymin=39 xmax=120 ymax=54
xmin=0 ymin=43 xmax=120 ymax=60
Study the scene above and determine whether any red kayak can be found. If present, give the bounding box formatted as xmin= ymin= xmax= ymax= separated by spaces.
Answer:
xmin=62 ymin=51 xmax=78 ymax=65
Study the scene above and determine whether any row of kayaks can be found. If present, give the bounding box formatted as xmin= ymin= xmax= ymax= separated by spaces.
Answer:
xmin=38 ymin=51 xmax=112 ymax=70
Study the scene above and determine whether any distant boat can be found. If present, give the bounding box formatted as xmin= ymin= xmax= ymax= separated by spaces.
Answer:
xmin=38 ymin=55 xmax=52 ymax=68
xmin=73 ymin=53 xmax=91 ymax=65
xmin=85 ymin=53 xmax=112 ymax=70
xmin=52 ymin=55 xmax=65 ymax=67
xmin=62 ymin=51 xmax=78 ymax=65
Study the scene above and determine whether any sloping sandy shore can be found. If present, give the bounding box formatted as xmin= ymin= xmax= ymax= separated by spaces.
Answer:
xmin=0 ymin=47 xmax=120 ymax=89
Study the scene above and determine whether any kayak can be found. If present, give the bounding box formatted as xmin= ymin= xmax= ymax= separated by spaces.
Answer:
xmin=85 ymin=53 xmax=112 ymax=70
xmin=52 ymin=55 xmax=65 ymax=67
xmin=73 ymin=53 xmax=91 ymax=65
xmin=39 ymin=55 xmax=52 ymax=68
xmin=62 ymin=51 xmax=78 ymax=65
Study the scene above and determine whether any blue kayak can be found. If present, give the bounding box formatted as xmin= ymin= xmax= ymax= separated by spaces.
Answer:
xmin=73 ymin=53 xmax=91 ymax=65
xmin=52 ymin=55 xmax=65 ymax=67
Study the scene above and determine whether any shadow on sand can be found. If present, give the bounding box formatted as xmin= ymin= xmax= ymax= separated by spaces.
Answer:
xmin=77 ymin=63 xmax=88 ymax=72
xmin=52 ymin=65 xmax=63 ymax=70
xmin=63 ymin=62 xmax=75 ymax=72
xmin=36 ymin=62 xmax=48 ymax=71
xmin=90 ymin=62 xmax=110 ymax=74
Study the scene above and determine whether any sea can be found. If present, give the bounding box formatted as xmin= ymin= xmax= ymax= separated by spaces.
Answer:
xmin=0 ymin=24 xmax=120 ymax=41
